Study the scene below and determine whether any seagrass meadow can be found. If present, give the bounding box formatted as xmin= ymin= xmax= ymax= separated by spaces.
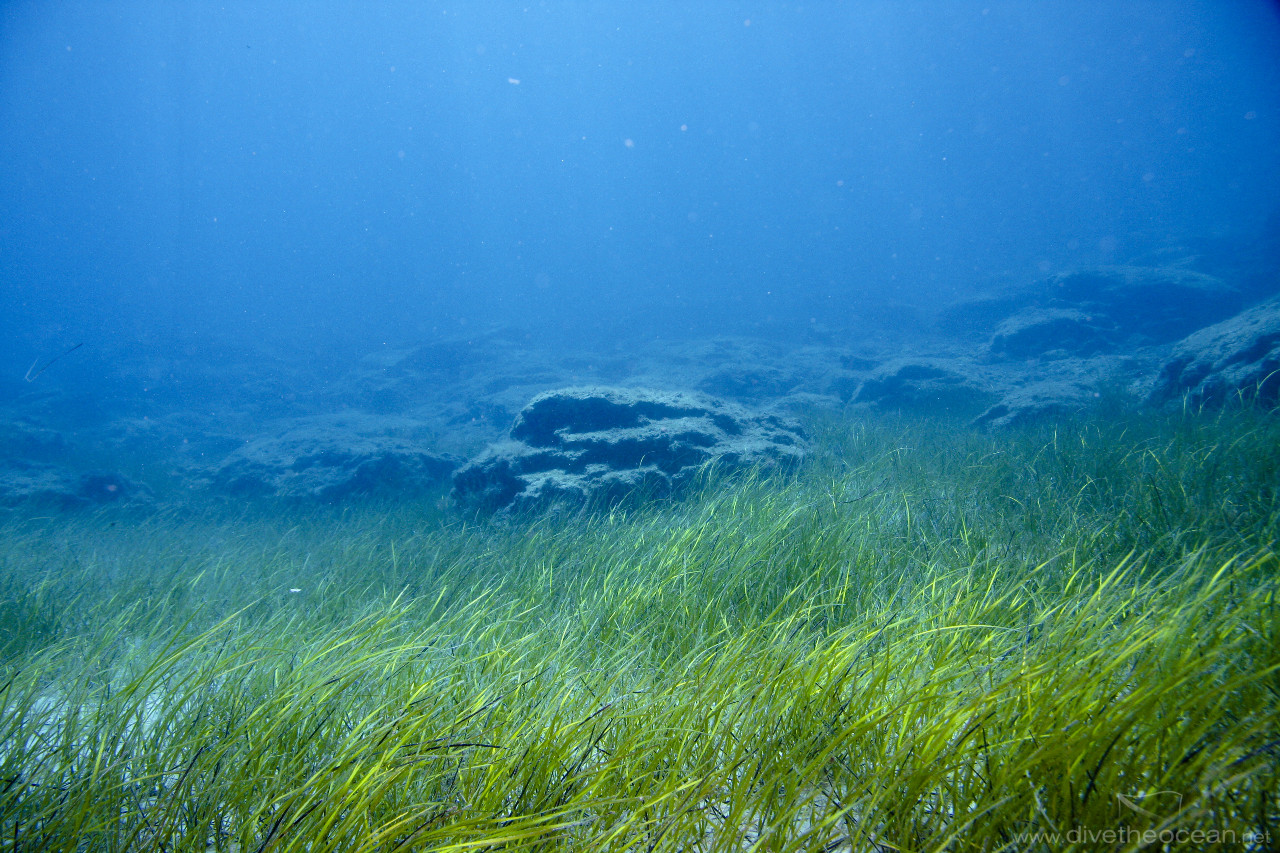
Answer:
xmin=1 ymin=404 xmax=1278 ymax=852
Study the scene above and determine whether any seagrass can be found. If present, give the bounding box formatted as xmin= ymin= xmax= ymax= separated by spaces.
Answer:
xmin=2 ymin=403 xmax=1277 ymax=851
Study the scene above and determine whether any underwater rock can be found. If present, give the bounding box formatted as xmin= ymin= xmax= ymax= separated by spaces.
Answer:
xmin=452 ymin=386 xmax=806 ymax=511
xmin=934 ymin=288 xmax=1040 ymax=340
xmin=972 ymin=380 xmax=1100 ymax=430
xmin=0 ymin=461 xmax=146 ymax=509
xmin=1146 ymin=296 xmax=1280 ymax=408
xmin=674 ymin=337 xmax=866 ymax=406
xmin=1047 ymin=265 xmax=1239 ymax=344
xmin=696 ymin=364 xmax=796 ymax=400
xmin=988 ymin=307 xmax=1119 ymax=359
xmin=852 ymin=358 xmax=1001 ymax=416
xmin=0 ymin=419 xmax=70 ymax=462
xmin=213 ymin=413 xmax=459 ymax=500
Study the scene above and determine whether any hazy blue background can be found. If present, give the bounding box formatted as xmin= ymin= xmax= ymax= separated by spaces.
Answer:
xmin=3 ymin=1 xmax=1279 ymax=376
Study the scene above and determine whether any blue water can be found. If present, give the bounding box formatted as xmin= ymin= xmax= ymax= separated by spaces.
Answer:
xmin=2 ymin=1 xmax=1279 ymax=395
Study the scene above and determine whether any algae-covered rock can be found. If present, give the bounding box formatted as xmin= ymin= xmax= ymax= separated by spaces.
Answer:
xmin=988 ymin=307 xmax=1118 ymax=359
xmin=453 ymin=386 xmax=805 ymax=511
xmin=213 ymin=413 xmax=459 ymax=500
xmin=972 ymin=380 xmax=1099 ymax=430
xmin=0 ymin=461 xmax=146 ymax=509
xmin=852 ymin=358 xmax=1000 ymax=416
xmin=1147 ymin=296 xmax=1280 ymax=408
xmin=1047 ymin=265 xmax=1239 ymax=344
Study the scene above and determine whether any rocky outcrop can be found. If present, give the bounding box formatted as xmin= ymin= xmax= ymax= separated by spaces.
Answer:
xmin=697 ymin=364 xmax=796 ymax=400
xmin=851 ymin=358 xmax=1000 ymax=415
xmin=935 ymin=289 xmax=1039 ymax=340
xmin=0 ymin=462 xmax=145 ymax=509
xmin=213 ymin=414 xmax=459 ymax=500
xmin=973 ymin=380 xmax=1100 ymax=430
xmin=0 ymin=420 xmax=69 ymax=461
xmin=1147 ymin=297 xmax=1280 ymax=408
xmin=988 ymin=308 xmax=1118 ymax=359
xmin=1047 ymin=266 xmax=1239 ymax=344
xmin=453 ymin=387 xmax=806 ymax=511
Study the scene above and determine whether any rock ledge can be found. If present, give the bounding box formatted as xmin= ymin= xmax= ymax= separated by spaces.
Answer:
xmin=453 ymin=386 xmax=805 ymax=511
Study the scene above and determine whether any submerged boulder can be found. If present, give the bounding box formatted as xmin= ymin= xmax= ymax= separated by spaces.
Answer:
xmin=0 ymin=420 xmax=69 ymax=462
xmin=1147 ymin=296 xmax=1280 ymax=408
xmin=0 ymin=461 xmax=146 ymax=509
xmin=453 ymin=386 xmax=806 ymax=511
xmin=988 ymin=307 xmax=1118 ymax=359
xmin=696 ymin=364 xmax=796 ymax=400
xmin=972 ymin=380 xmax=1100 ymax=430
xmin=1047 ymin=266 xmax=1239 ymax=344
xmin=213 ymin=414 xmax=459 ymax=500
xmin=852 ymin=358 xmax=1000 ymax=416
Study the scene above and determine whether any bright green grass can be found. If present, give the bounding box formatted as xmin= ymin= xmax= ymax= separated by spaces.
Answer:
xmin=1 ymin=405 xmax=1278 ymax=851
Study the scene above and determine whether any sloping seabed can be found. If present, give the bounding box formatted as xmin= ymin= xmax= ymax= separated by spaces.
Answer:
xmin=1 ymin=404 xmax=1278 ymax=852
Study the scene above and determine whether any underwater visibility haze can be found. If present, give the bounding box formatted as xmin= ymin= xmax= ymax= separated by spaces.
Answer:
xmin=3 ymin=2 xmax=1279 ymax=360
xmin=2 ymin=2 xmax=1280 ymax=850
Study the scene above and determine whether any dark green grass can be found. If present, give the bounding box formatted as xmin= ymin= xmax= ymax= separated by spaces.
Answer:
xmin=1 ymin=404 xmax=1278 ymax=851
